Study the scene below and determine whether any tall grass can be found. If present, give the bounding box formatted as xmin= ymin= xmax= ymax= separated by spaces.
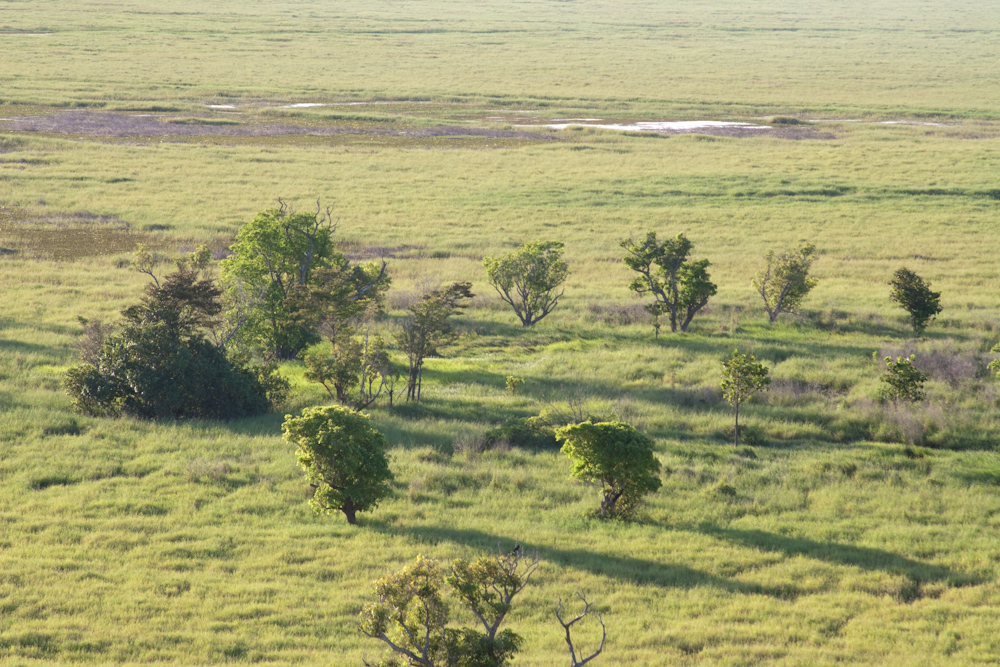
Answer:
xmin=2 ymin=1 xmax=1000 ymax=664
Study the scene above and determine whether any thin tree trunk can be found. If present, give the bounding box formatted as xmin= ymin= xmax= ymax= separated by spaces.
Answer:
xmin=734 ymin=403 xmax=740 ymax=447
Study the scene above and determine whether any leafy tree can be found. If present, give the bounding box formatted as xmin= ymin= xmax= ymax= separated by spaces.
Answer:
xmin=751 ymin=243 xmax=818 ymax=323
xmin=877 ymin=354 xmax=928 ymax=403
xmin=484 ymin=241 xmax=568 ymax=326
xmin=889 ymin=267 xmax=942 ymax=335
xmin=220 ymin=200 xmax=388 ymax=359
xmin=720 ymin=350 xmax=770 ymax=447
xmin=64 ymin=246 xmax=284 ymax=420
xmin=302 ymin=325 xmax=390 ymax=409
xmin=397 ymin=282 xmax=474 ymax=403
xmin=555 ymin=420 xmax=661 ymax=520
xmin=359 ymin=548 xmax=537 ymax=667
xmin=282 ymin=405 xmax=393 ymax=525
xmin=621 ymin=232 xmax=717 ymax=335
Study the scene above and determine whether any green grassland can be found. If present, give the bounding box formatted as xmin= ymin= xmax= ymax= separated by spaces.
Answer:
xmin=3 ymin=1 xmax=1000 ymax=665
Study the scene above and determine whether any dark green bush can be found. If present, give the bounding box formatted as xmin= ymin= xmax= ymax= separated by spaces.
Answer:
xmin=64 ymin=251 xmax=286 ymax=421
xmin=483 ymin=416 xmax=558 ymax=450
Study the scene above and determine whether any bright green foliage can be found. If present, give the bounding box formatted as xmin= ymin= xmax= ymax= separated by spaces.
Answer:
xmin=360 ymin=549 xmax=534 ymax=667
xmin=398 ymin=282 xmax=474 ymax=402
xmin=877 ymin=354 xmax=928 ymax=403
xmin=621 ymin=232 xmax=717 ymax=335
xmin=282 ymin=405 xmax=393 ymax=525
xmin=720 ymin=350 xmax=771 ymax=447
xmin=555 ymin=421 xmax=662 ymax=520
xmin=64 ymin=249 xmax=282 ymax=420
xmin=752 ymin=243 xmax=819 ymax=323
xmin=302 ymin=330 xmax=390 ymax=409
xmin=220 ymin=202 xmax=389 ymax=359
xmin=505 ymin=376 xmax=524 ymax=394
xmin=484 ymin=241 xmax=568 ymax=327
xmin=889 ymin=268 xmax=942 ymax=335
xmin=220 ymin=204 xmax=335 ymax=358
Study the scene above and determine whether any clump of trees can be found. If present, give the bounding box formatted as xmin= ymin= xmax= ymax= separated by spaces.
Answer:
xmin=751 ymin=243 xmax=818 ymax=323
xmin=397 ymin=282 xmax=474 ymax=403
xmin=720 ymin=350 xmax=770 ymax=447
xmin=877 ymin=354 xmax=928 ymax=403
xmin=889 ymin=268 xmax=942 ymax=336
xmin=283 ymin=405 xmax=394 ymax=525
xmin=64 ymin=246 xmax=287 ymax=420
xmin=555 ymin=420 xmax=661 ymax=520
xmin=621 ymin=232 xmax=716 ymax=336
xmin=484 ymin=241 xmax=568 ymax=327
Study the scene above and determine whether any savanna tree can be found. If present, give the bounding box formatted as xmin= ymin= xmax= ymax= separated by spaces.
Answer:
xmin=555 ymin=420 xmax=662 ymax=520
xmin=889 ymin=268 xmax=942 ymax=336
xmin=220 ymin=200 xmax=388 ymax=359
xmin=877 ymin=354 xmax=928 ymax=403
xmin=751 ymin=243 xmax=818 ymax=323
xmin=282 ymin=405 xmax=393 ymax=525
xmin=720 ymin=350 xmax=770 ymax=447
xmin=990 ymin=343 xmax=1000 ymax=379
xmin=359 ymin=547 xmax=538 ymax=667
xmin=484 ymin=241 xmax=568 ymax=326
xmin=397 ymin=282 xmax=474 ymax=403
xmin=621 ymin=232 xmax=716 ymax=335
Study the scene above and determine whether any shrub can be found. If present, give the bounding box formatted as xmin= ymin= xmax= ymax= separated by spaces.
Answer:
xmin=877 ymin=354 xmax=928 ymax=403
xmin=484 ymin=417 xmax=558 ymax=450
xmin=64 ymin=254 xmax=283 ymax=420
xmin=555 ymin=420 xmax=661 ymax=520
xmin=283 ymin=405 xmax=393 ymax=525
xmin=889 ymin=268 xmax=942 ymax=335
xmin=505 ymin=375 xmax=524 ymax=394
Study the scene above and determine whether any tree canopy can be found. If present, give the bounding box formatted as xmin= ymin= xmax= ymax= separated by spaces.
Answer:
xmin=220 ymin=201 xmax=388 ymax=359
xmin=889 ymin=267 xmax=942 ymax=336
xmin=621 ymin=232 xmax=716 ymax=335
xmin=720 ymin=350 xmax=770 ymax=447
xmin=555 ymin=420 xmax=661 ymax=520
xmin=484 ymin=241 xmax=568 ymax=327
xmin=751 ymin=243 xmax=818 ymax=323
xmin=283 ymin=405 xmax=394 ymax=525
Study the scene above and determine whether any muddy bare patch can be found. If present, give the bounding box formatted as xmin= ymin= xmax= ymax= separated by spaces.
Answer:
xmin=339 ymin=242 xmax=428 ymax=262
xmin=0 ymin=111 xmax=554 ymax=142
xmin=0 ymin=206 xmax=167 ymax=260
xmin=0 ymin=226 xmax=165 ymax=261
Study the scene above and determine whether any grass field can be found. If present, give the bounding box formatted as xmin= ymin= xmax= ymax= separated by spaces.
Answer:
xmin=2 ymin=1 xmax=1000 ymax=665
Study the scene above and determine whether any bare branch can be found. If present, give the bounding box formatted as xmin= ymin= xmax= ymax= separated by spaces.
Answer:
xmin=556 ymin=593 xmax=606 ymax=667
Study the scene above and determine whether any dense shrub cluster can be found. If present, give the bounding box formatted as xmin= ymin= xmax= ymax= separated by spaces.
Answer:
xmin=64 ymin=248 xmax=286 ymax=420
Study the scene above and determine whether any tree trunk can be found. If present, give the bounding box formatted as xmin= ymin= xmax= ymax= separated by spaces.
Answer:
xmin=342 ymin=498 xmax=358 ymax=525
xmin=734 ymin=403 xmax=740 ymax=447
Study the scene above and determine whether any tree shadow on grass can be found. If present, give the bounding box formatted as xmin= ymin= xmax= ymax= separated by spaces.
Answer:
xmin=366 ymin=523 xmax=801 ymax=599
xmin=688 ymin=524 xmax=978 ymax=586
